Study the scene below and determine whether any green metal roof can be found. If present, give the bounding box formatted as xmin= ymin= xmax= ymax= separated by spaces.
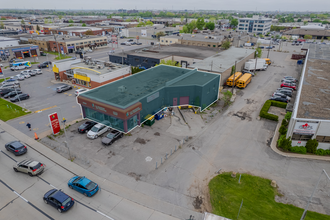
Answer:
xmin=80 ymin=65 xmax=219 ymax=109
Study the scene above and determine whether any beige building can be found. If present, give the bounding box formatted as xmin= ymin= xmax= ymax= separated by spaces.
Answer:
xmin=28 ymin=35 xmax=55 ymax=52
xmin=160 ymin=34 xmax=226 ymax=48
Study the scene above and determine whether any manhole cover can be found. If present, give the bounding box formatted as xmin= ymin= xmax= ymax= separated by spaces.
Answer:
xmin=145 ymin=156 xmax=152 ymax=162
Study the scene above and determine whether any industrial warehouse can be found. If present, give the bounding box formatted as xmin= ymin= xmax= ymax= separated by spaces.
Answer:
xmin=77 ymin=65 xmax=220 ymax=133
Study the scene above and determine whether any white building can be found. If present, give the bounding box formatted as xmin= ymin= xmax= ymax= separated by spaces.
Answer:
xmin=238 ymin=15 xmax=272 ymax=35
xmin=0 ymin=37 xmax=19 ymax=48
xmin=287 ymin=44 xmax=330 ymax=149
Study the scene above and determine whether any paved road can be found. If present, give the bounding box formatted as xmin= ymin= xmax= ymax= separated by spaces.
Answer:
xmin=0 ymin=125 xmax=181 ymax=220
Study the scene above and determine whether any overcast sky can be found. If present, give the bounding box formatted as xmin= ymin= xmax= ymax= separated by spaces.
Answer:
xmin=1 ymin=0 xmax=330 ymax=12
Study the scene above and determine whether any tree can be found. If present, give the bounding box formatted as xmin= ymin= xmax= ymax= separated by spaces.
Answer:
xmin=156 ymin=59 xmax=181 ymax=67
xmin=125 ymin=19 xmax=131 ymax=22
xmin=85 ymin=29 xmax=94 ymax=35
xmin=322 ymin=21 xmax=329 ymax=24
xmin=68 ymin=24 xmax=74 ymax=27
xmin=255 ymin=47 xmax=262 ymax=58
xmin=312 ymin=19 xmax=322 ymax=23
xmin=305 ymin=139 xmax=318 ymax=154
xmin=58 ymin=15 xmax=63 ymax=20
xmin=137 ymin=21 xmax=145 ymax=27
xmin=209 ymin=17 xmax=216 ymax=23
xmin=36 ymin=24 xmax=40 ymax=31
xmin=0 ymin=17 xmax=6 ymax=20
xmin=82 ymin=23 xmax=87 ymax=27
xmin=180 ymin=16 xmax=184 ymax=23
xmin=205 ymin=22 xmax=215 ymax=30
xmin=145 ymin=20 xmax=153 ymax=26
xmin=0 ymin=21 xmax=4 ymax=29
xmin=230 ymin=18 xmax=238 ymax=27
xmin=304 ymin=35 xmax=312 ymax=39
xmin=259 ymin=34 xmax=264 ymax=38
xmin=69 ymin=19 xmax=74 ymax=23
xmin=156 ymin=31 xmax=165 ymax=40
xmin=297 ymin=18 xmax=302 ymax=22
xmin=303 ymin=21 xmax=308 ymax=25
xmin=21 ymin=19 xmax=25 ymax=25
xmin=221 ymin=40 xmax=231 ymax=50
xmin=327 ymin=37 xmax=330 ymax=41
xmin=292 ymin=27 xmax=296 ymax=29
xmin=196 ymin=18 xmax=205 ymax=30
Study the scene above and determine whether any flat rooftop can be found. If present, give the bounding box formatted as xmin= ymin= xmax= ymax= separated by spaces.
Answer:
xmin=164 ymin=34 xmax=224 ymax=43
xmin=296 ymin=44 xmax=330 ymax=120
xmin=80 ymin=65 xmax=219 ymax=109
xmin=72 ymin=60 xmax=128 ymax=75
xmin=189 ymin=47 xmax=255 ymax=72
xmin=114 ymin=44 xmax=220 ymax=60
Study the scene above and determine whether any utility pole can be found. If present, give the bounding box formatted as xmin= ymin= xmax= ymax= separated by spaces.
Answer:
xmin=232 ymin=61 xmax=236 ymax=94
xmin=254 ymin=51 xmax=258 ymax=74
xmin=267 ymin=40 xmax=271 ymax=58
xmin=53 ymin=34 xmax=61 ymax=58
xmin=122 ymin=49 xmax=124 ymax=65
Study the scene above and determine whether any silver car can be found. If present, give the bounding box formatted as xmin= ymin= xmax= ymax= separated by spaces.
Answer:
xmin=13 ymin=159 xmax=45 ymax=176
xmin=32 ymin=69 xmax=42 ymax=75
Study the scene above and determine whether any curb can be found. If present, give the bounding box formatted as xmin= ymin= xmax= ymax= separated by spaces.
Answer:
xmin=270 ymin=116 xmax=330 ymax=161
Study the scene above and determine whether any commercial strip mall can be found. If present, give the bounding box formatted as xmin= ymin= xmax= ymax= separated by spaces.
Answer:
xmin=77 ymin=65 xmax=220 ymax=133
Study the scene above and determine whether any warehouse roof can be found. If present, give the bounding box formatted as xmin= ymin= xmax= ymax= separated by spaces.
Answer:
xmin=163 ymin=34 xmax=224 ymax=43
xmin=296 ymin=44 xmax=330 ymax=120
xmin=80 ymin=65 xmax=219 ymax=109
xmin=189 ymin=47 xmax=255 ymax=72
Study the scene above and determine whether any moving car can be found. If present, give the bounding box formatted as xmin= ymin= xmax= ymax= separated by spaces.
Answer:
xmin=56 ymin=85 xmax=72 ymax=93
xmin=120 ymin=42 xmax=126 ymax=45
xmin=5 ymin=141 xmax=27 ymax=156
xmin=4 ymin=90 xmax=22 ymax=98
xmin=10 ymin=93 xmax=30 ymax=102
xmin=87 ymin=123 xmax=109 ymax=139
xmin=101 ymin=130 xmax=123 ymax=145
xmin=269 ymin=96 xmax=289 ymax=103
xmin=78 ymin=121 xmax=97 ymax=133
xmin=75 ymin=88 xmax=88 ymax=96
xmin=68 ymin=176 xmax=99 ymax=197
xmin=43 ymin=189 xmax=74 ymax=213
xmin=13 ymin=159 xmax=45 ymax=176
xmin=281 ymin=83 xmax=296 ymax=90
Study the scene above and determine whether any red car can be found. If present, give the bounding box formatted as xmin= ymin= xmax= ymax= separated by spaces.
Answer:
xmin=281 ymin=83 xmax=296 ymax=90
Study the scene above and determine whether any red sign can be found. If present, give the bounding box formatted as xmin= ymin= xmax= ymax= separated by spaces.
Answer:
xmin=48 ymin=112 xmax=61 ymax=135
xmin=0 ymin=67 xmax=2 ymax=74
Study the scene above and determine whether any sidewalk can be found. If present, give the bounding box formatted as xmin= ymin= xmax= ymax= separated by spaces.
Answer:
xmin=0 ymin=120 xmax=203 ymax=220
xmin=270 ymin=115 xmax=330 ymax=161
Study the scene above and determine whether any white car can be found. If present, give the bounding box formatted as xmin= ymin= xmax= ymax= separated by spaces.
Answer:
xmin=87 ymin=123 xmax=109 ymax=139
xmin=11 ymin=75 xmax=25 ymax=81
xmin=20 ymin=71 xmax=31 ymax=78
xmin=32 ymin=69 xmax=42 ymax=75
xmin=75 ymin=88 xmax=89 ymax=96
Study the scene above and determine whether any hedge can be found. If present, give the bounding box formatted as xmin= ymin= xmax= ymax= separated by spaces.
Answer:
xmin=259 ymin=100 xmax=288 ymax=121
xmin=289 ymin=146 xmax=307 ymax=154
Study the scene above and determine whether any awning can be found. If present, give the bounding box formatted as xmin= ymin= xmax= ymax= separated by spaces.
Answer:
xmin=74 ymin=73 xmax=90 ymax=82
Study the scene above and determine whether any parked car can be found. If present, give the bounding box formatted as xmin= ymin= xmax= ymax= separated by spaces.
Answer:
xmin=56 ymin=85 xmax=72 ymax=93
xmin=43 ymin=189 xmax=74 ymax=213
xmin=242 ymin=70 xmax=255 ymax=76
xmin=75 ymin=88 xmax=88 ymax=96
xmin=276 ymin=87 xmax=293 ymax=92
xmin=13 ymin=159 xmax=45 ymax=176
xmin=125 ymin=42 xmax=131 ymax=46
xmin=21 ymin=70 xmax=33 ymax=77
xmin=272 ymin=92 xmax=291 ymax=101
xmin=269 ymin=96 xmax=289 ymax=103
xmin=2 ymin=78 xmax=20 ymax=84
xmin=87 ymin=123 xmax=109 ymax=139
xmin=101 ymin=130 xmax=123 ymax=145
xmin=31 ymin=69 xmax=42 ymax=75
xmin=10 ymin=93 xmax=30 ymax=102
xmin=281 ymin=83 xmax=296 ymax=90
xmin=0 ymin=83 xmax=20 ymax=89
xmin=86 ymin=49 xmax=93 ymax=53
xmin=275 ymin=89 xmax=292 ymax=97
xmin=38 ymin=61 xmax=52 ymax=69
xmin=4 ymin=90 xmax=22 ymax=98
xmin=78 ymin=121 xmax=97 ymax=133
xmin=283 ymin=76 xmax=298 ymax=83
xmin=136 ymin=42 xmax=142 ymax=45
xmin=5 ymin=141 xmax=27 ymax=156
xmin=131 ymin=42 xmax=136 ymax=45
xmin=11 ymin=75 xmax=25 ymax=81
xmin=68 ymin=176 xmax=99 ymax=197
xmin=281 ymin=78 xmax=296 ymax=84
xmin=127 ymin=39 xmax=133 ymax=42
xmin=0 ymin=88 xmax=18 ymax=96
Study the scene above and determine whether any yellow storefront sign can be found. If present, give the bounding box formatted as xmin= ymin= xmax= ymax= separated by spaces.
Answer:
xmin=53 ymin=64 xmax=59 ymax=73
xmin=74 ymin=74 xmax=91 ymax=82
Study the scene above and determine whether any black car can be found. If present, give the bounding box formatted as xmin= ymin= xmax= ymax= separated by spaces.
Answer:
xmin=120 ymin=42 xmax=126 ymax=45
xmin=128 ymin=39 xmax=133 ymax=42
xmin=275 ymin=89 xmax=292 ymax=97
xmin=56 ymin=85 xmax=72 ymax=93
xmin=38 ymin=63 xmax=49 ymax=68
xmin=5 ymin=141 xmax=27 ymax=156
xmin=101 ymin=130 xmax=123 ymax=145
xmin=0 ymin=88 xmax=17 ymax=96
xmin=10 ymin=93 xmax=30 ymax=102
xmin=43 ymin=189 xmax=74 ymax=213
xmin=283 ymin=76 xmax=299 ymax=83
xmin=78 ymin=121 xmax=97 ymax=133
xmin=269 ymin=96 xmax=289 ymax=103
xmin=136 ymin=43 xmax=142 ymax=45
xmin=4 ymin=90 xmax=22 ymax=98
xmin=276 ymin=87 xmax=293 ymax=92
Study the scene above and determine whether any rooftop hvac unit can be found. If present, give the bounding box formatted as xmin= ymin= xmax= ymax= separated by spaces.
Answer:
xmin=118 ymin=86 xmax=127 ymax=93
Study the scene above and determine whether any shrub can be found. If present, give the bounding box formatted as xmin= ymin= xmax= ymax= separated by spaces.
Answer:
xmin=279 ymin=125 xmax=287 ymax=135
xmin=281 ymin=136 xmax=292 ymax=151
xmin=325 ymin=150 xmax=330 ymax=155
xmin=271 ymin=101 xmax=287 ymax=108
xmin=305 ymin=139 xmax=319 ymax=154
xmin=289 ymin=146 xmax=307 ymax=154
xmin=316 ymin=149 xmax=326 ymax=156
xmin=259 ymin=100 xmax=288 ymax=121
xmin=284 ymin=112 xmax=292 ymax=121
xmin=281 ymin=119 xmax=288 ymax=127
xmin=277 ymin=134 xmax=286 ymax=148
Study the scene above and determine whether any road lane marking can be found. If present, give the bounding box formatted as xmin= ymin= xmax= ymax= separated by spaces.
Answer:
xmin=68 ymin=94 xmax=72 ymax=96
xmin=97 ymin=210 xmax=115 ymax=220
xmin=0 ymin=150 xmax=17 ymax=162
xmin=49 ymin=184 xmax=58 ymax=189
xmin=14 ymin=191 xmax=29 ymax=202
xmin=72 ymin=106 xmax=76 ymax=108
xmin=34 ymin=105 xmax=57 ymax=113
xmin=33 ymin=128 xmax=39 ymax=131
xmin=19 ymin=121 xmax=25 ymax=124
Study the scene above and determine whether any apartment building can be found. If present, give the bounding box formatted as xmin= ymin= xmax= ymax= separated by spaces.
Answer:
xmin=48 ymin=35 xmax=108 ymax=54
xmin=238 ymin=15 xmax=272 ymax=35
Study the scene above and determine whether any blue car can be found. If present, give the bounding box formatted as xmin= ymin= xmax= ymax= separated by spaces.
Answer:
xmin=43 ymin=189 xmax=74 ymax=213
xmin=68 ymin=176 xmax=99 ymax=197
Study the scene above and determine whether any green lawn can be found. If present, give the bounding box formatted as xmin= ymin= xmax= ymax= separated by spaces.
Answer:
xmin=0 ymin=77 xmax=10 ymax=83
xmin=44 ymin=51 xmax=72 ymax=60
xmin=0 ymin=98 xmax=30 ymax=121
xmin=31 ymin=62 xmax=40 ymax=64
xmin=209 ymin=173 xmax=330 ymax=220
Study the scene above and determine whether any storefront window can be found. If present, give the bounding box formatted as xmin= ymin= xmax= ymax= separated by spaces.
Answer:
xmin=76 ymin=79 xmax=91 ymax=87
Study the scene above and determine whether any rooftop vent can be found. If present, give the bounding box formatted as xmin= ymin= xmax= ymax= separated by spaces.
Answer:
xmin=118 ymin=86 xmax=127 ymax=93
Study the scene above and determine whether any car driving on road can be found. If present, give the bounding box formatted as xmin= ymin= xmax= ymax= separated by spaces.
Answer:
xmin=43 ymin=189 xmax=74 ymax=213
xmin=5 ymin=141 xmax=27 ymax=156
xmin=13 ymin=159 xmax=45 ymax=176
xmin=68 ymin=176 xmax=99 ymax=197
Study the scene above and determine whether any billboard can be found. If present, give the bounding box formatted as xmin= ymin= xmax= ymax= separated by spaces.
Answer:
xmin=48 ymin=112 xmax=61 ymax=135
xmin=141 ymin=30 xmax=147 ymax=37
xmin=293 ymin=121 xmax=319 ymax=135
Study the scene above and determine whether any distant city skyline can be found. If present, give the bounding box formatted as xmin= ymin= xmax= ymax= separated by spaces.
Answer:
xmin=1 ymin=0 xmax=330 ymax=12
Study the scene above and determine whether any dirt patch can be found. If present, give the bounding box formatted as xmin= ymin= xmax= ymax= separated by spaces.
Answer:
xmin=233 ymin=111 xmax=252 ymax=121
xmin=193 ymin=196 xmax=203 ymax=209
xmin=154 ymin=132 xmax=160 ymax=136
xmin=134 ymin=137 xmax=146 ymax=144
xmin=245 ymin=98 xmax=256 ymax=104
xmin=128 ymin=172 xmax=142 ymax=181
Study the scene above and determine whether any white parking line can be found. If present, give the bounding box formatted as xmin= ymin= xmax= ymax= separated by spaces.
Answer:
xmin=49 ymin=184 xmax=58 ymax=189
xmin=96 ymin=210 xmax=115 ymax=220
xmin=14 ymin=191 xmax=29 ymax=203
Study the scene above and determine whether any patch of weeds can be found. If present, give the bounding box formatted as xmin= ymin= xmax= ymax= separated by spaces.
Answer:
xmin=47 ymin=135 xmax=54 ymax=140
xmin=210 ymin=102 xmax=218 ymax=107
xmin=179 ymin=145 xmax=182 ymax=149
xmin=210 ymin=115 xmax=214 ymax=117
xmin=206 ymin=107 xmax=210 ymax=110
xmin=76 ymin=121 xmax=79 ymax=123
xmin=125 ymin=133 xmax=132 ymax=136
